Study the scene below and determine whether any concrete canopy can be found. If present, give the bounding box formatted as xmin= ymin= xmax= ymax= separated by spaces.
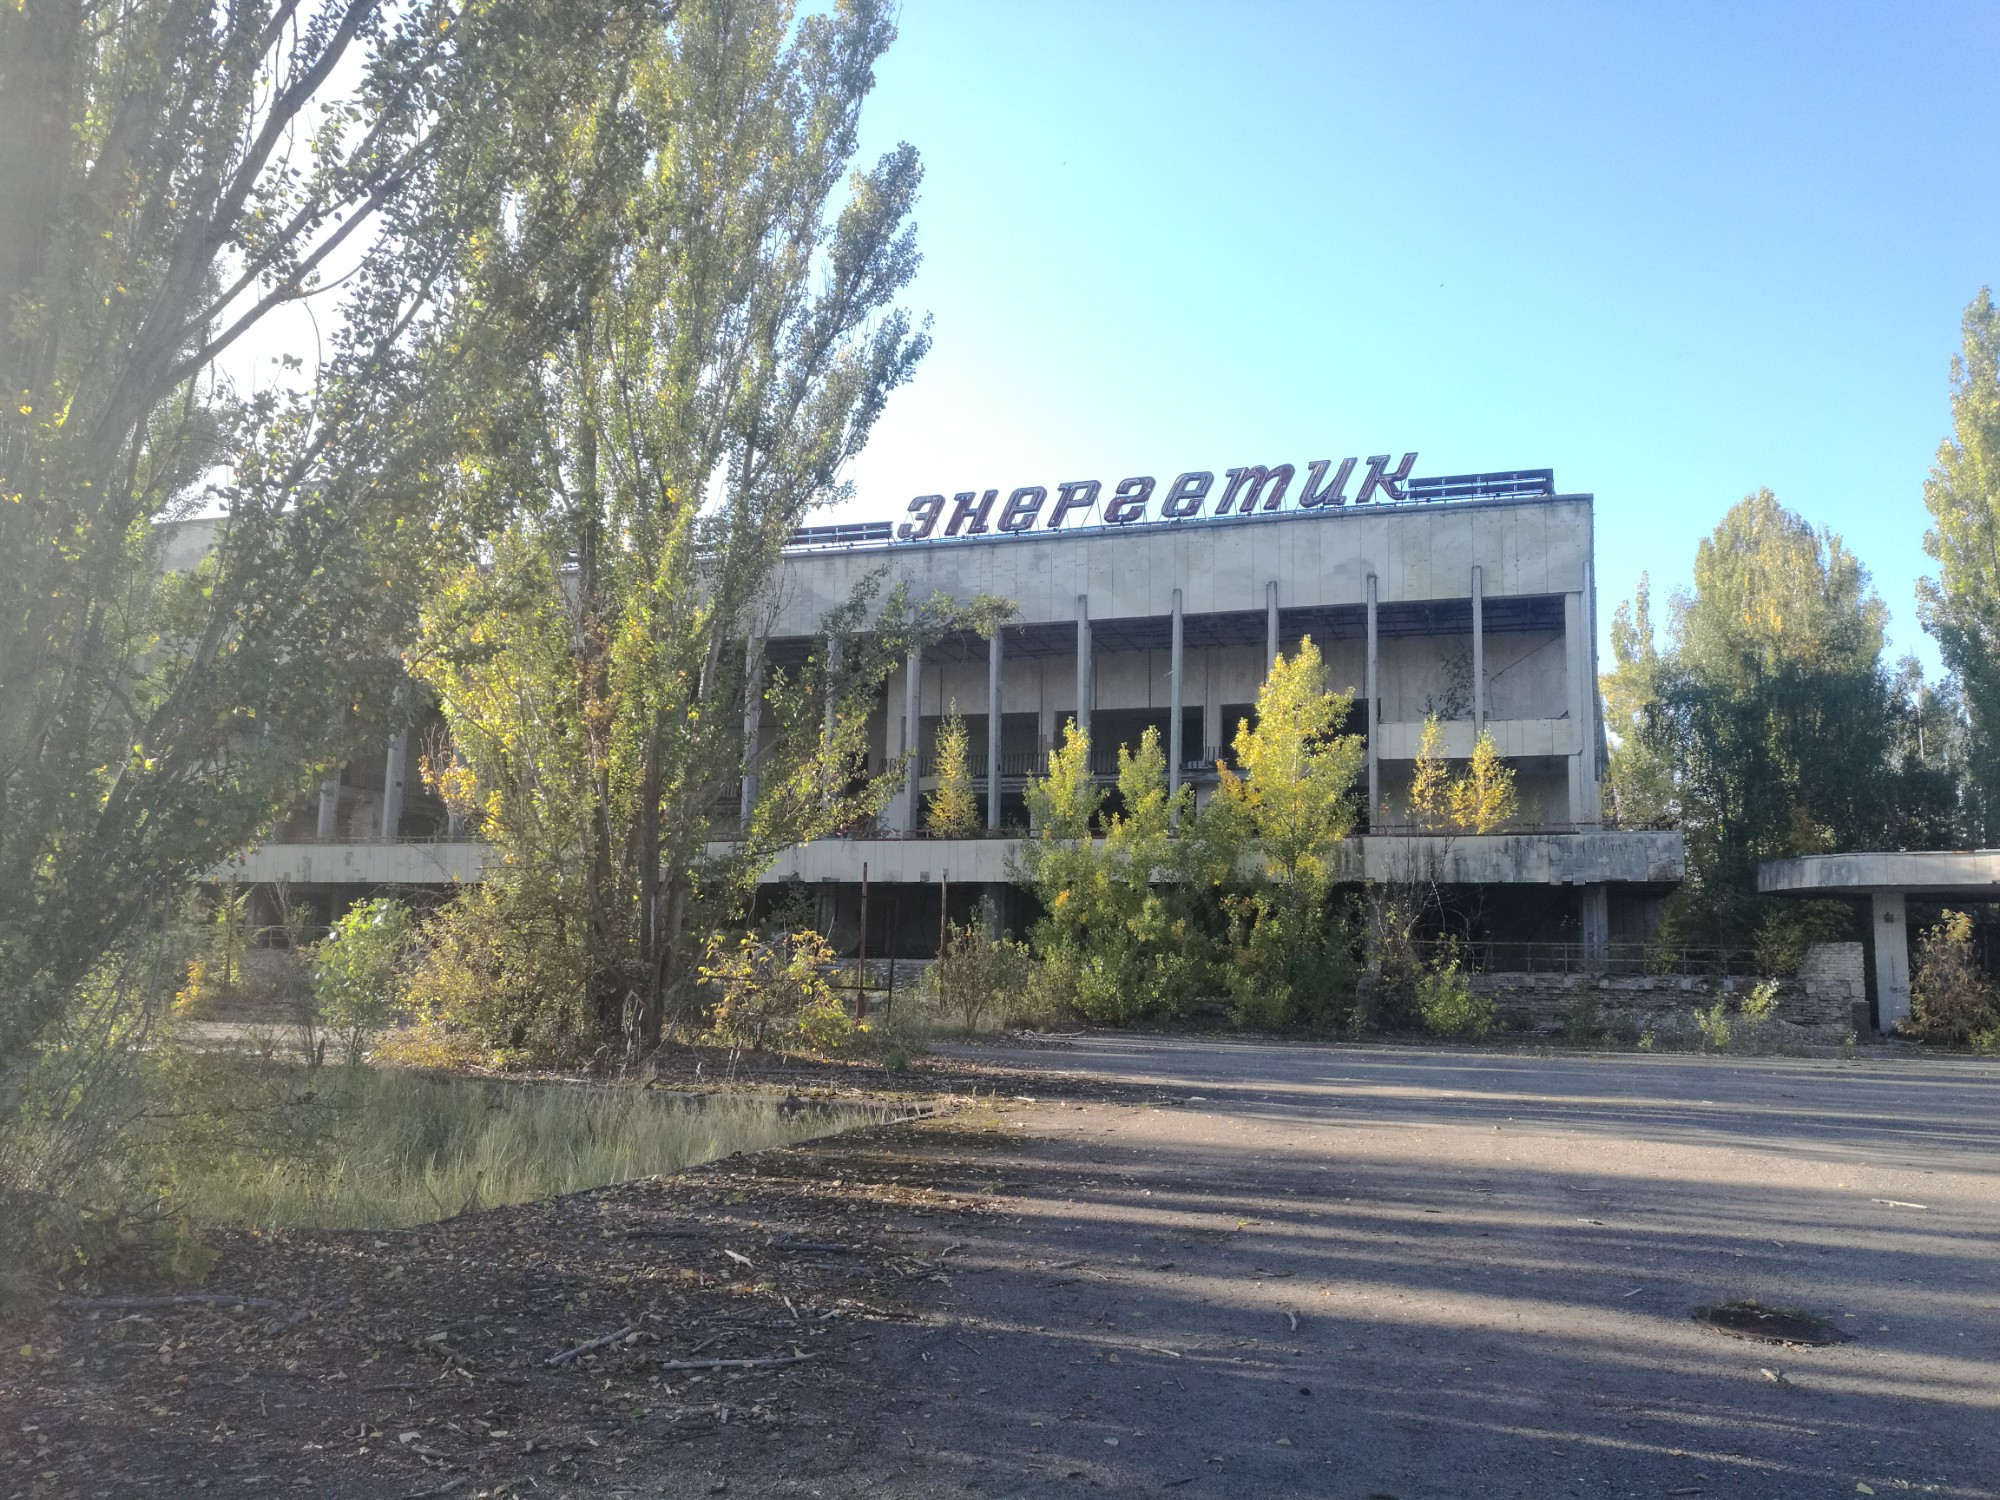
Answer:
xmin=1757 ymin=851 xmax=2000 ymax=1034
xmin=1758 ymin=850 xmax=2000 ymax=898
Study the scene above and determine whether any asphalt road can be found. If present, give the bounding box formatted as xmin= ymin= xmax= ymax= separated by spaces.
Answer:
xmin=768 ymin=1039 xmax=2000 ymax=1500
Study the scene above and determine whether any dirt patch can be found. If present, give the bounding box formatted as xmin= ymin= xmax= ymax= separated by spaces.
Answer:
xmin=0 ymin=1108 xmax=1021 ymax=1497
xmin=1690 ymin=1299 xmax=1853 ymax=1346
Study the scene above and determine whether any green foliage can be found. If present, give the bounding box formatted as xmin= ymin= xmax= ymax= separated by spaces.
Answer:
xmin=927 ymin=708 xmax=980 ymax=838
xmin=311 ymin=901 xmax=412 ymax=1067
xmin=1751 ymin=902 xmax=1852 ymax=978
xmin=407 ymin=0 xmax=943 ymax=1059
xmin=1414 ymin=941 xmax=1492 ymax=1039
xmin=1025 ymin=718 xmax=1103 ymax=839
xmin=1919 ymin=289 xmax=2000 ymax=841
xmin=1638 ymin=492 xmax=1908 ymax=947
xmin=1452 ymin=731 xmax=1519 ymax=833
xmin=1408 ymin=715 xmax=1518 ymax=833
xmin=1600 ymin=575 xmax=1677 ymax=828
xmin=1016 ymin=724 xmax=1218 ymax=1022
xmin=1215 ymin=638 xmax=1366 ymax=1027
xmin=1694 ymin=999 xmax=1733 ymax=1051
xmin=1906 ymin=910 xmax=2000 ymax=1046
xmin=700 ymin=930 xmax=849 ymax=1054
xmin=1741 ymin=979 xmax=1780 ymax=1025
xmin=1561 ymin=994 xmax=1604 ymax=1044
xmin=922 ymin=924 xmax=1033 ymax=1032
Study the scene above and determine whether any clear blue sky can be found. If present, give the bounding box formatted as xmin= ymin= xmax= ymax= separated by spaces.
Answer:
xmin=833 ymin=1 xmax=2000 ymax=673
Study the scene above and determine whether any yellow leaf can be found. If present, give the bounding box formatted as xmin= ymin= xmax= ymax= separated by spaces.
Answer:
xmin=16 ymin=1344 xmax=31 ymax=1359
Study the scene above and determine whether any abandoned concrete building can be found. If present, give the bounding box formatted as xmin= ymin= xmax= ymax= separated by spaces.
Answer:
xmin=211 ymin=462 xmax=1687 ymax=968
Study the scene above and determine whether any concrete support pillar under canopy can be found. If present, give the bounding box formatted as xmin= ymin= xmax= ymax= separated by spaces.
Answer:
xmin=902 ymin=646 xmax=922 ymax=833
xmin=1579 ymin=883 xmax=1609 ymax=970
xmin=1074 ymin=596 xmax=1092 ymax=748
xmin=379 ymin=732 xmax=406 ymax=840
xmin=1871 ymin=890 xmax=1911 ymax=1034
xmin=1365 ymin=574 xmax=1380 ymax=824
xmin=1265 ymin=579 xmax=1279 ymax=677
xmin=317 ymin=776 xmax=341 ymax=842
xmin=1471 ymin=564 xmax=1485 ymax=732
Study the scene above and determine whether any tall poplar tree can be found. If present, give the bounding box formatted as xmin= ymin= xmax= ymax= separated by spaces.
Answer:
xmin=1919 ymin=288 xmax=2000 ymax=839
xmin=0 ymin=0 xmax=622 ymax=1074
xmin=1645 ymin=491 xmax=1895 ymax=946
xmin=409 ymin=0 xmax=935 ymax=1053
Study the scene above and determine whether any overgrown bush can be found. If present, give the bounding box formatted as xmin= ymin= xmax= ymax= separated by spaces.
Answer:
xmin=1906 ymin=910 xmax=2000 ymax=1047
xmin=922 ymin=923 xmax=1032 ymax=1032
xmin=1560 ymin=993 xmax=1603 ymax=1044
xmin=1414 ymin=940 xmax=1493 ymax=1039
xmin=311 ymin=899 xmax=411 ymax=1066
xmin=700 ymin=930 xmax=850 ymax=1053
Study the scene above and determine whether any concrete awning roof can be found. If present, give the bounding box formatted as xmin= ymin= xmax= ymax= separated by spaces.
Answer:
xmin=1758 ymin=850 xmax=2000 ymax=898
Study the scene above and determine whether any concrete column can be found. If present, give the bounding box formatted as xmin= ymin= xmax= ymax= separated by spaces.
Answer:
xmin=902 ymin=647 xmax=922 ymax=833
xmin=740 ymin=640 xmax=764 ymax=823
xmin=1871 ymin=890 xmax=1911 ymax=1033
xmin=1265 ymin=580 xmax=1279 ymax=676
xmin=1075 ymin=597 xmax=1092 ymax=745
xmin=1579 ymin=884 xmax=1609 ymax=970
xmin=1564 ymin=591 xmax=1587 ymax=828
xmin=1169 ymin=587 xmax=1185 ymax=801
xmin=986 ymin=627 xmax=1004 ymax=830
xmin=379 ymin=732 xmax=406 ymax=839
xmin=1365 ymin=573 xmax=1379 ymax=824
xmin=822 ymin=635 xmax=842 ymax=741
xmin=1471 ymin=564 xmax=1485 ymax=732
xmin=1203 ymin=656 xmax=1221 ymax=769
xmin=317 ymin=776 xmax=341 ymax=841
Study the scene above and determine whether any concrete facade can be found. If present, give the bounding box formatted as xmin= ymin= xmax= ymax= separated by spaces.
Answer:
xmin=200 ymin=479 xmax=1684 ymax=964
xmin=774 ymin=492 xmax=1605 ymax=836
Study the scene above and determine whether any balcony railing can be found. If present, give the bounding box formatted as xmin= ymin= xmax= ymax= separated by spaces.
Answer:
xmin=1413 ymin=940 xmax=1759 ymax=977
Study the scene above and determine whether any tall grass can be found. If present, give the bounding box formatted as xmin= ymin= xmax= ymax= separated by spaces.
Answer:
xmin=169 ymin=1064 xmax=884 ymax=1232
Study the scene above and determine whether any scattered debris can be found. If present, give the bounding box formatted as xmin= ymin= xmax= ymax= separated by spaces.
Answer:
xmin=543 ymin=1321 xmax=637 ymax=1367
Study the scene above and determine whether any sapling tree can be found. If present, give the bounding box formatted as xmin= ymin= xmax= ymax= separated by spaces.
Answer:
xmin=928 ymin=708 xmax=980 ymax=838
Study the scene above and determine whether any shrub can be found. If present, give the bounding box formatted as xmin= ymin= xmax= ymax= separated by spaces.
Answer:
xmin=1415 ymin=941 xmax=1492 ymax=1039
xmin=1741 ymin=979 xmax=1780 ymax=1025
xmin=1560 ymin=994 xmax=1603 ymax=1044
xmin=700 ymin=930 xmax=849 ymax=1053
xmin=1906 ymin=910 xmax=2000 ymax=1046
xmin=311 ymin=899 xmax=411 ymax=1066
xmin=1694 ymin=999 xmax=1732 ymax=1051
xmin=923 ymin=923 xmax=1032 ymax=1032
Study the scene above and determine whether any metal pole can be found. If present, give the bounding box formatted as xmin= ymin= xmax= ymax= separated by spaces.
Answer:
xmin=885 ymin=894 xmax=899 ymax=1016
xmin=855 ymin=861 xmax=868 ymax=1020
xmin=939 ymin=866 xmax=949 ymax=955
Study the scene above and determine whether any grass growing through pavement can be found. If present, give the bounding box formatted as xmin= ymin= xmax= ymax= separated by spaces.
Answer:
xmin=168 ymin=1063 xmax=885 ymax=1232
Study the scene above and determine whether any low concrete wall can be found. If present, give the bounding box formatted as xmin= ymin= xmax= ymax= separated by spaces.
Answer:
xmin=1468 ymin=942 xmax=1863 ymax=1040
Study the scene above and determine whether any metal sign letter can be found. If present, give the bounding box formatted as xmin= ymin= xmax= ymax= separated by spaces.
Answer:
xmin=1355 ymin=453 xmax=1417 ymax=505
xmin=1048 ymin=479 xmax=1101 ymax=530
xmin=997 ymin=485 xmax=1048 ymax=533
xmin=900 ymin=493 xmax=946 ymax=538
xmin=1160 ymin=471 xmax=1213 ymax=519
xmin=1104 ymin=476 xmax=1154 ymax=525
